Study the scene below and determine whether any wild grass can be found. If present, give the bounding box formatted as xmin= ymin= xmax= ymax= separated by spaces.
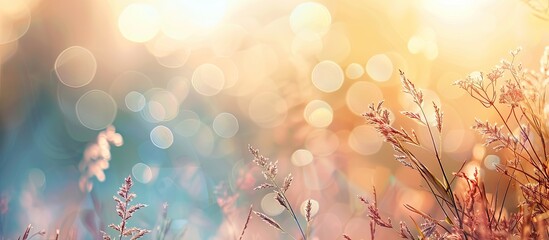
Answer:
xmin=352 ymin=47 xmax=549 ymax=239
xmin=248 ymin=145 xmax=307 ymax=240
xmin=101 ymin=175 xmax=150 ymax=240
xmin=16 ymin=225 xmax=45 ymax=240
xmin=8 ymin=46 xmax=549 ymax=240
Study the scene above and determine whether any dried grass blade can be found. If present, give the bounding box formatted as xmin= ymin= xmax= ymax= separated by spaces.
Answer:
xmin=239 ymin=205 xmax=253 ymax=240
xmin=254 ymin=211 xmax=283 ymax=232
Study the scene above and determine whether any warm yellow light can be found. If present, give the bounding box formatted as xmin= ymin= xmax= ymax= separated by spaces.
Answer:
xmin=437 ymin=0 xmax=477 ymax=7
xmin=290 ymin=2 xmax=332 ymax=37
xmin=118 ymin=3 xmax=160 ymax=43
xmin=422 ymin=0 xmax=490 ymax=22
xmin=304 ymin=100 xmax=333 ymax=128
xmin=191 ymin=0 xmax=227 ymax=28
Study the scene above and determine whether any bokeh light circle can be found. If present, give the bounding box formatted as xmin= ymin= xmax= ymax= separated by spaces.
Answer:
xmin=484 ymin=155 xmax=500 ymax=170
xmin=55 ymin=46 xmax=97 ymax=88
xmin=28 ymin=168 xmax=45 ymax=188
xmin=156 ymin=47 xmax=191 ymax=68
xmin=261 ymin=192 xmax=285 ymax=216
xmin=473 ymin=144 xmax=486 ymax=160
xmin=366 ymin=54 xmax=393 ymax=82
xmin=212 ymin=112 xmax=239 ymax=138
xmin=291 ymin=32 xmax=323 ymax=56
xmin=311 ymin=60 xmax=344 ymax=93
xmin=290 ymin=2 xmax=331 ymax=37
xmin=0 ymin=5 xmax=31 ymax=44
xmin=118 ymin=3 xmax=161 ymax=43
xmin=300 ymin=199 xmax=320 ymax=218
xmin=109 ymin=71 xmax=154 ymax=109
xmin=192 ymin=63 xmax=225 ymax=96
xmin=304 ymin=100 xmax=333 ymax=128
xmin=348 ymin=125 xmax=383 ymax=155
xmin=150 ymin=125 xmax=174 ymax=149
xmin=76 ymin=90 xmax=117 ymax=130
xmin=345 ymin=63 xmax=364 ymax=80
xmin=145 ymin=88 xmax=180 ymax=121
xmin=408 ymin=36 xmax=424 ymax=54
xmin=147 ymin=101 xmax=166 ymax=122
xmin=407 ymin=27 xmax=438 ymax=60
xmin=442 ymin=129 xmax=465 ymax=153
xmin=175 ymin=110 xmax=201 ymax=137
xmin=346 ymin=81 xmax=384 ymax=116
xmin=211 ymin=57 xmax=239 ymax=89
xmin=305 ymin=129 xmax=339 ymax=157
xmin=125 ymin=91 xmax=146 ymax=112
xmin=132 ymin=163 xmax=153 ymax=184
xmin=0 ymin=40 xmax=18 ymax=64
xmin=167 ymin=76 xmax=190 ymax=103
xmin=291 ymin=149 xmax=314 ymax=166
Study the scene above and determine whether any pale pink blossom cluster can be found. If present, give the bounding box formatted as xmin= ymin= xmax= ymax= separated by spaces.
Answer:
xmin=78 ymin=125 xmax=123 ymax=192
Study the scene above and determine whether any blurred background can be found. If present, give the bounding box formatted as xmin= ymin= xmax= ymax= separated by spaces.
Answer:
xmin=0 ymin=0 xmax=548 ymax=239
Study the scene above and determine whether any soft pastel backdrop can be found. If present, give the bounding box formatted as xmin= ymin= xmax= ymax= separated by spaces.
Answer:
xmin=0 ymin=0 xmax=548 ymax=239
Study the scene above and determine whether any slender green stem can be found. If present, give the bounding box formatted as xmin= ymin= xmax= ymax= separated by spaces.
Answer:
xmin=507 ymin=56 xmax=548 ymax=162
xmin=399 ymin=143 xmax=454 ymax=227
xmin=512 ymin=108 xmax=544 ymax=169
xmin=493 ymin=106 xmax=548 ymax=180
xmin=417 ymin=105 xmax=463 ymax=230
xmin=119 ymin=197 xmax=128 ymax=240
xmin=271 ymin=180 xmax=306 ymax=240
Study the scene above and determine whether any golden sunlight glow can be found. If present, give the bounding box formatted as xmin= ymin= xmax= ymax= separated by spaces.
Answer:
xmin=423 ymin=0 xmax=490 ymax=22
xmin=366 ymin=54 xmax=394 ymax=82
xmin=304 ymin=100 xmax=333 ymax=128
xmin=348 ymin=125 xmax=383 ymax=155
xmin=118 ymin=3 xmax=161 ymax=43
xmin=462 ymin=162 xmax=483 ymax=179
xmin=472 ymin=144 xmax=486 ymax=160
xmin=261 ymin=192 xmax=285 ymax=216
xmin=187 ymin=0 xmax=227 ymax=28
xmin=345 ymin=63 xmax=365 ymax=80
xmin=290 ymin=2 xmax=332 ymax=38
xmin=407 ymin=27 xmax=438 ymax=60
xmin=484 ymin=154 xmax=500 ymax=170
xmin=0 ymin=2 xmax=31 ymax=44
xmin=159 ymin=0 xmax=228 ymax=38
xmin=312 ymin=60 xmax=344 ymax=92
xmin=291 ymin=149 xmax=314 ymax=167
xmin=346 ymin=81 xmax=383 ymax=116
xmin=55 ymin=46 xmax=97 ymax=88
xmin=5 ymin=0 xmax=549 ymax=237
xmin=192 ymin=63 xmax=225 ymax=96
